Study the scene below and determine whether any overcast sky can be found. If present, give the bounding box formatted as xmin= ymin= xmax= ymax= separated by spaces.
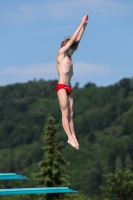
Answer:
xmin=0 ymin=0 xmax=133 ymax=87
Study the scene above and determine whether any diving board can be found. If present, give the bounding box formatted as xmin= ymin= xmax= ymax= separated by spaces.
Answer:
xmin=0 ymin=187 xmax=77 ymax=196
xmin=0 ymin=173 xmax=28 ymax=180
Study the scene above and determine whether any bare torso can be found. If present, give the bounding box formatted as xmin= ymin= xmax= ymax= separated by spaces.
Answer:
xmin=56 ymin=52 xmax=73 ymax=85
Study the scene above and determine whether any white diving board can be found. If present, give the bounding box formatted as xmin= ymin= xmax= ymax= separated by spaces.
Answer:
xmin=0 ymin=173 xmax=28 ymax=180
xmin=0 ymin=187 xmax=78 ymax=196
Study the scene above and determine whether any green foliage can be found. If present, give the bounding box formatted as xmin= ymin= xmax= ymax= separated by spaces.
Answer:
xmin=0 ymin=194 xmax=39 ymax=200
xmin=101 ymin=169 xmax=133 ymax=200
xmin=0 ymin=78 xmax=133 ymax=198
xmin=33 ymin=116 xmax=71 ymax=200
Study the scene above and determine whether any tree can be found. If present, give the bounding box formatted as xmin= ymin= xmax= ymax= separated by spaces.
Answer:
xmin=101 ymin=169 xmax=133 ymax=200
xmin=125 ymin=154 xmax=132 ymax=170
xmin=33 ymin=116 xmax=71 ymax=200
xmin=84 ymin=82 xmax=96 ymax=88
xmin=115 ymin=156 xmax=123 ymax=170
xmin=73 ymin=82 xmax=79 ymax=89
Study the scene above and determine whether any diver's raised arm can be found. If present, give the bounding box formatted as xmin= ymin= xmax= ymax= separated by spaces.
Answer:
xmin=58 ymin=14 xmax=88 ymax=54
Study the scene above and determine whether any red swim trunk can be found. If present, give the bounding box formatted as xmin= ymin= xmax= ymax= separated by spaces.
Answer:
xmin=56 ymin=84 xmax=72 ymax=95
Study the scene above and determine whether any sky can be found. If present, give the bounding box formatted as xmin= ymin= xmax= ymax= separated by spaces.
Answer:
xmin=0 ymin=0 xmax=133 ymax=88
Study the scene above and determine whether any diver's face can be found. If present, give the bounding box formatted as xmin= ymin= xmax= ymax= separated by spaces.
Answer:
xmin=67 ymin=48 xmax=74 ymax=56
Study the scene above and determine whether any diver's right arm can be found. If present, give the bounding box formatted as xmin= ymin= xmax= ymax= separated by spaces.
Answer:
xmin=58 ymin=14 xmax=88 ymax=54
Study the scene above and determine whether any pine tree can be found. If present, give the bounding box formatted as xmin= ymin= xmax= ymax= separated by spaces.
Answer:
xmin=33 ymin=116 xmax=71 ymax=200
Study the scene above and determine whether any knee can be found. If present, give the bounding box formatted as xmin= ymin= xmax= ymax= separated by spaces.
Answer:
xmin=69 ymin=111 xmax=73 ymax=119
xmin=62 ymin=108 xmax=69 ymax=118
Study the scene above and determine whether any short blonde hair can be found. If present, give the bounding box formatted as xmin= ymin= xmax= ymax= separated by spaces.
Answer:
xmin=60 ymin=36 xmax=79 ymax=50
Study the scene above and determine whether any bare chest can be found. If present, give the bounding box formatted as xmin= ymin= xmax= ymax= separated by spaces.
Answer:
xmin=65 ymin=56 xmax=72 ymax=66
xmin=62 ymin=56 xmax=73 ymax=73
xmin=56 ymin=53 xmax=74 ymax=76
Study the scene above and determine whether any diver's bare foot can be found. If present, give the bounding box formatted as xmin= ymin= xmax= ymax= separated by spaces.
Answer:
xmin=75 ymin=139 xmax=79 ymax=147
xmin=72 ymin=136 xmax=79 ymax=147
xmin=67 ymin=139 xmax=79 ymax=150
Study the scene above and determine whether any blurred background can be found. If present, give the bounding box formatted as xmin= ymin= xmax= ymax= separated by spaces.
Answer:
xmin=0 ymin=1 xmax=133 ymax=200
xmin=0 ymin=0 xmax=133 ymax=87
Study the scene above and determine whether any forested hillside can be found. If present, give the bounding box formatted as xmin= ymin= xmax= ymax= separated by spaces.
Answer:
xmin=0 ymin=77 xmax=133 ymax=196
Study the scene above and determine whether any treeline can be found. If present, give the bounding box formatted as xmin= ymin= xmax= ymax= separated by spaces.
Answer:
xmin=0 ymin=77 xmax=133 ymax=198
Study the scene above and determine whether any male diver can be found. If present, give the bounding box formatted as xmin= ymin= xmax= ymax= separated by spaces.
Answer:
xmin=56 ymin=14 xmax=89 ymax=150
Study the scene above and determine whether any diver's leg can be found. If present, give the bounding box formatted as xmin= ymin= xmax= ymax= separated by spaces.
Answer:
xmin=57 ymin=89 xmax=78 ymax=149
xmin=68 ymin=92 xmax=79 ymax=147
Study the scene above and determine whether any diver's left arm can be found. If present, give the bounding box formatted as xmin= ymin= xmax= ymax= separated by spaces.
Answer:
xmin=76 ymin=15 xmax=89 ymax=42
